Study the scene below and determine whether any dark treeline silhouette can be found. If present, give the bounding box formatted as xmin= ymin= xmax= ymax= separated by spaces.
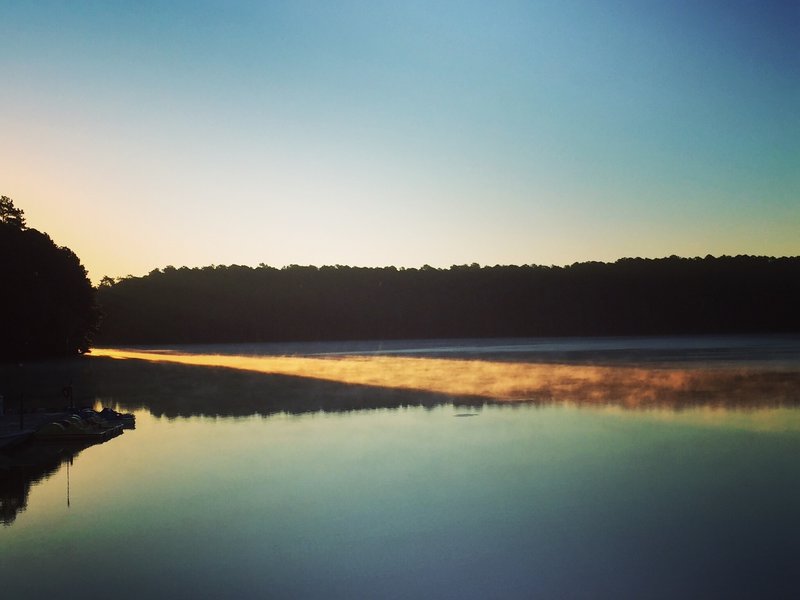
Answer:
xmin=96 ymin=256 xmax=800 ymax=344
xmin=0 ymin=197 xmax=98 ymax=360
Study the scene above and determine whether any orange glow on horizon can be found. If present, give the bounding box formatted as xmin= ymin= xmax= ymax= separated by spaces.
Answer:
xmin=90 ymin=348 xmax=799 ymax=408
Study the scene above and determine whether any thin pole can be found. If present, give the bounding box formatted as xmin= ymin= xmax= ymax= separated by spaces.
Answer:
xmin=18 ymin=363 xmax=24 ymax=431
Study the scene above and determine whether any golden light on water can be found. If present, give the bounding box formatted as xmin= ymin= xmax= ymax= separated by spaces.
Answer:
xmin=91 ymin=348 xmax=799 ymax=408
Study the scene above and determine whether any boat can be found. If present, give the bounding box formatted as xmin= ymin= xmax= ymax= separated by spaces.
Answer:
xmin=93 ymin=407 xmax=136 ymax=428
xmin=33 ymin=415 xmax=122 ymax=442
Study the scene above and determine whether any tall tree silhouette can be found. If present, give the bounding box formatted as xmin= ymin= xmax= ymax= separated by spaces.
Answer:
xmin=0 ymin=195 xmax=26 ymax=228
xmin=0 ymin=196 xmax=98 ymax=360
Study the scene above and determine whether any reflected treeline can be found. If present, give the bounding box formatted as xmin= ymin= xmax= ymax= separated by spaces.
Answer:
xmin=0 ymin=441 xmax=97 ymax=525
xmin=4 ymin=352 xmax=798 ymax=526
xmin=89 ymin=357 xmax=473 ymax=418
xmin=86 ymin=355 xmax=800 ymax=419
xmin=3 ymin=354 xmax=799 ymax=421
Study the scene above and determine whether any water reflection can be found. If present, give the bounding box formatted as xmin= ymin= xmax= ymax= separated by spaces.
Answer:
xmin=0 ymin=438 xmax=109 ymax=525
xmin=4 ymin=340 xmax=800 ymax=598
xmin=86 ymin=349 xmax=800 ymax=418
xmin=89 ymin=356 xmax=465 ymax=418
xmin=9 ymin=351 xmax=796 ymax=527
xmin=3 ymin=403 xmax=799 ymax=598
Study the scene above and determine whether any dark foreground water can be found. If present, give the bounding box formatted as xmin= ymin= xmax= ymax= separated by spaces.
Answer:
xmin=2 ymin=336 xmax=799 ymax=599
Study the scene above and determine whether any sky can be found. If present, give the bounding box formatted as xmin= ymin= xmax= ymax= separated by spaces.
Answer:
xmin=1 ymin=0 xmax=798 ymax=282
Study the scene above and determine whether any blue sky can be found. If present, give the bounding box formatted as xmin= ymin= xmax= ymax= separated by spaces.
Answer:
xmin=2 ymin=1 xmax=797 ymax=281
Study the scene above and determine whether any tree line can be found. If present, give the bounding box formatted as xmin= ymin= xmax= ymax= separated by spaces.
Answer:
xmin=96 ymin=256 xmax=800 ymax=344
xmin=0 ymin=197 xmax=97 ymax=360
xmin=3 ymin=194 xmax=797 ymax=354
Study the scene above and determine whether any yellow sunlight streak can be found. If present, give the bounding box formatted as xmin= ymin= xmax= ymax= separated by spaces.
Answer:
xmin=91 ymin=348 xmax=799 ymax=407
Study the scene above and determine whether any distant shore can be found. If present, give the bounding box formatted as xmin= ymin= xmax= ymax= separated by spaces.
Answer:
xmin=95 ymin=257 xmax=800 ymax=346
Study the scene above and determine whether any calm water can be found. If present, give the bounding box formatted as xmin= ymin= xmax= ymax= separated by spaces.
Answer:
xmin=2 ymin=336 xmax=800 ymax=599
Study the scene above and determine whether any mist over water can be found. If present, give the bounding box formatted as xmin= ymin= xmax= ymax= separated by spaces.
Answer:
xmin=3 ymin=336 xmax=800 ymax=599
xmin=92 ymin=334 xmax=800 ymax=409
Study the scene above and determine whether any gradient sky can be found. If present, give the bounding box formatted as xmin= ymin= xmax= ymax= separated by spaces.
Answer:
xmin=2 ymin=1 xmax=798 ymax=282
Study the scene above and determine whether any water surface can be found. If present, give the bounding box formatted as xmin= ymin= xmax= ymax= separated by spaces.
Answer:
xmin=2 ymin=336 xmax=799 ymax=599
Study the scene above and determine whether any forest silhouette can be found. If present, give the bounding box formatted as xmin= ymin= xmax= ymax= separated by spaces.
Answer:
xmin=3 ymin=196 xmax=798 ymax=354
xmin=0 ymin=197 xmax=97 ymax=360
xmin=96 ymin=256 xmax=800 ymax=344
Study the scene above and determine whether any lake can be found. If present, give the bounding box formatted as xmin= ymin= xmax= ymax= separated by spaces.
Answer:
xmin=2 ymin=336 xmax=800 ymax=599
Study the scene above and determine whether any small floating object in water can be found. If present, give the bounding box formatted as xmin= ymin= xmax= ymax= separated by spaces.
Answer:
xmin=454 ymin=413 xmax=479 ymax=417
